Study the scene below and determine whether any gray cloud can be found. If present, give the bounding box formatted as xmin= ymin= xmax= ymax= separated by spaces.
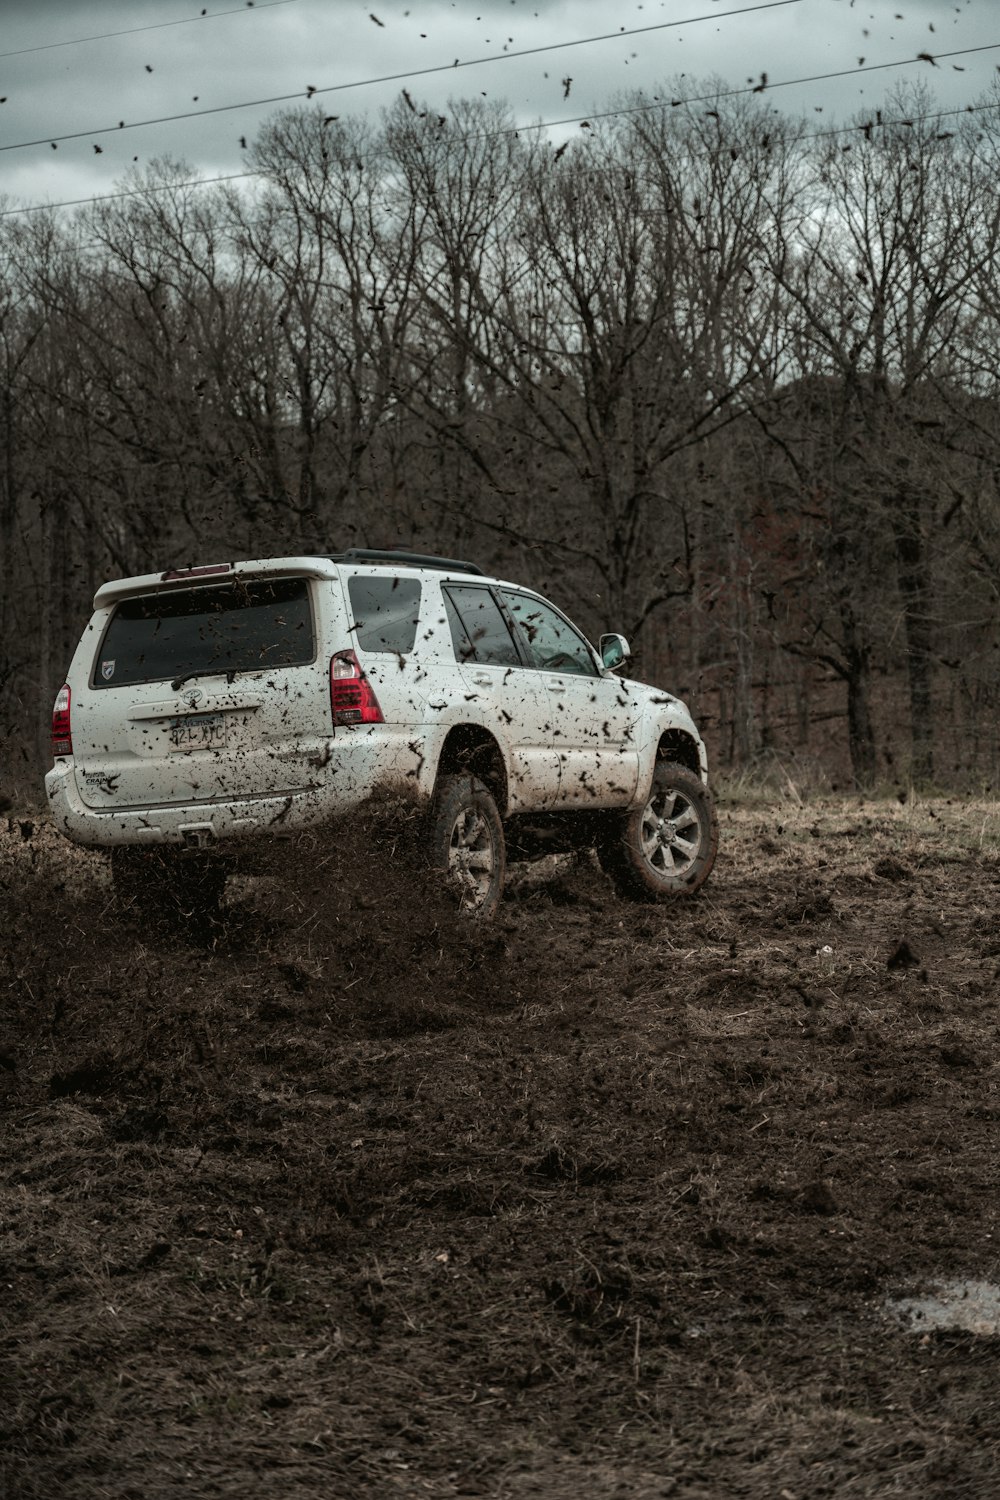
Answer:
xmin=1 ymin=0 xmax=996 ymax=211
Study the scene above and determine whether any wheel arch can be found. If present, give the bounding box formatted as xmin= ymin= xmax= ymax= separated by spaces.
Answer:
xmin=434 ymin=725 xmax=510 ymax=816
xmin=656 ymin=728 xmax=703 ymax=779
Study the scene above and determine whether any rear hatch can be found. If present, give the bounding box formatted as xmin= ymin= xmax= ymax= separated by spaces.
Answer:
xmin=71 ymin=567 xmax=335 ymax=810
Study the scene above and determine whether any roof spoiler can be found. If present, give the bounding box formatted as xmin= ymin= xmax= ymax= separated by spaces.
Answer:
xmin=332 ymin=548 xmax=485 ymax=576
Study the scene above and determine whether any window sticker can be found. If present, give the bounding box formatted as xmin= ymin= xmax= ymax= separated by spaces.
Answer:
xmin=101 ymin=659 xmax=116 ymax=681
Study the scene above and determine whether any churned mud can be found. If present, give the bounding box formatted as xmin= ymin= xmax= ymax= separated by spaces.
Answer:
xmin=2 ymin=794 xmax=999 ymax=1498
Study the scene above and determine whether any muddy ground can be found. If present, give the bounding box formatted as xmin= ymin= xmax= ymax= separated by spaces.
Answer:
xmin=2 ymin=792 xmax=999 ymax=1499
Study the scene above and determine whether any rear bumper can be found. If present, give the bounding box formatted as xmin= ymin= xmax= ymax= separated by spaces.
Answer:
xmin=44 ymin=744 xmax=428 ymax=850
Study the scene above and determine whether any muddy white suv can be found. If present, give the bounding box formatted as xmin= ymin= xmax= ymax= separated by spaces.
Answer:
xmin=45 ymin=549 xmax=717 ymax=917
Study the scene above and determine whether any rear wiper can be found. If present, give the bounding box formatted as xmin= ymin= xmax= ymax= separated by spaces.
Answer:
xmin=171 ymin=667 xmax=239 ymax=690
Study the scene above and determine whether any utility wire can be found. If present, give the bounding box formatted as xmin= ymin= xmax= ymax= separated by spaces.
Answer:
xmin=4 ymin=96 xmax=996 ymax=222
xmin=0 ymin=1 xmax=299 ymax=61
xmin=0 ymin=0 xmax=804 ymax=154
xmin=496 ymin=42 xmax=1000 ymax=140
xmin=0 ymin=170 xmax=255 ymax=216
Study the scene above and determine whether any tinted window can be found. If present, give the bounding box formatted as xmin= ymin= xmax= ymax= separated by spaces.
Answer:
xmin=93 ymin=577 xmax=314 ymax=688
xmin=442 ymin=593 xmax=476 ymax=663
xmin=444 ymin=585 xmax=521 ymax=667
xmin=502 ymin=591 xmax=598 ymax=676
xmin=348 ymin=574 xmax=422 ymax=654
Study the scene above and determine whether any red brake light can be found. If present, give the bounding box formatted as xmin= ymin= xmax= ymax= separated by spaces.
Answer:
xmin=330 ymin=651 xmax=384 ymax=727
xmin=51 ymin=684 xmax=73 ymax=758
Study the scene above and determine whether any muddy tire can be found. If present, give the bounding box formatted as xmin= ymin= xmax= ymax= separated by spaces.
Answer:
xmin=598 ymin=761 xmax=718 ymax=901
xmin=428 ymin=774 xmax=506 ymax=919
xmin=109 ymin=847 xmax=227 ymax=928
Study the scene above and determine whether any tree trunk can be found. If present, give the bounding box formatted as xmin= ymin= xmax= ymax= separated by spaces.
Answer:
xmin=892 ymin=492 xmax=934 ymax=784
xmin=843 ymin=636 xmax=877 ymax=789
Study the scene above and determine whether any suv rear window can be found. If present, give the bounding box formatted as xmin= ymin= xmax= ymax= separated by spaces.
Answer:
xmin=93 ymin=577 xmax=314 ymax=688
xmin=347 ymin=575 xmax=422 ymax=654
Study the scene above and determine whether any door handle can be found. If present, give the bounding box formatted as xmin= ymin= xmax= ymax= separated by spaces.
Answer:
xmin=471 ymin=673 xmax=492 ymax=686
xmin=547 ymin=683 xmax=566 ymax=695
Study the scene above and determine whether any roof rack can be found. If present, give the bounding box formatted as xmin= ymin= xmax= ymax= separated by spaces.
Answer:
xmin=331 ymin=547 xmax=485 ymax=576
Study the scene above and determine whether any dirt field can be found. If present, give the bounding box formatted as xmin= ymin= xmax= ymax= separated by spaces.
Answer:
xmin=2 ymin=792 xmax=999 ymax=1499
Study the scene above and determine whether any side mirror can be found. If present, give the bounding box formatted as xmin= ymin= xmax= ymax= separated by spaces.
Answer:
xmin=599 ymin=633 xmax=630 ymax=671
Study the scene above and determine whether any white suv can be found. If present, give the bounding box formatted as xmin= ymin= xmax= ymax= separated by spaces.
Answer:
xmin=45 ymin=549 xmax=717 ymax=917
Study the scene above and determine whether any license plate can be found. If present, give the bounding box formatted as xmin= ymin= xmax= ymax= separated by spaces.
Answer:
xmin=168 ymin=712 xmax=227 ymax=752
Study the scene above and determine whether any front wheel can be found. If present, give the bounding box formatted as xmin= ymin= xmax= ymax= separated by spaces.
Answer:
xmin=598 ymin=761 xmax=718 ymax=901
xmin=427 ymin=774 xmax=506 ymax=919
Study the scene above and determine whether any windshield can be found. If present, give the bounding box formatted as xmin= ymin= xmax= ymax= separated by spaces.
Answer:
xmin=92 ymin=577 xmax=315 ymax=689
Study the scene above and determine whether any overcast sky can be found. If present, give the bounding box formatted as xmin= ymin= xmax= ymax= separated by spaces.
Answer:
xmin=0 ymin=0 xmax=996 ymax=214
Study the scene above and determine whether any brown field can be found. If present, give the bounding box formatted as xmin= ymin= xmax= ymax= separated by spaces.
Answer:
xmin=2 ymin=792 xmax=1000 ymax=1499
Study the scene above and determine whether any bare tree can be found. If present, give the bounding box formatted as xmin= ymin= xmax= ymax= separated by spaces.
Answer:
xmin=758 ymin=87 xmax=999 ymax=783
xmin=243 ymin=108 xmax=431 ymax=545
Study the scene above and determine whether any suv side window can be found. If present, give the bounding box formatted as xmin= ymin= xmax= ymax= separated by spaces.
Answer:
xmin=501 ymin=591 xmax=599 ymax=677
xmin=347 ymin=574 xmax=422 ymax=654
xmin=443 ymin=585 xmax=521 ymax=667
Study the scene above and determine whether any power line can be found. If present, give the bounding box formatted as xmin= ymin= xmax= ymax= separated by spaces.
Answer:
xmin=0 ymin=170 xmax=256 ymax=218
xmin=0 ymin=1 xmax=299 ymax=61
xmin=502 ymin=41 xmax=1000 ymax=139
xmin=0 ymin=0 xmax=804 ymax=154
xmin=4 ymin=96 xmax=996 ymax=223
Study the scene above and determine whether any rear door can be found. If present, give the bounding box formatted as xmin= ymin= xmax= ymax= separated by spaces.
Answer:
xmin=441 ymin=582 xmax=561 ymax=810
xmin=72 ymin=572 xmax=333 ymax=810
xmin=501 ymin=589 xmax=640 ymax=807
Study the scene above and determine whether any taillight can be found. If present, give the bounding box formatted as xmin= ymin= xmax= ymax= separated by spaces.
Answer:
xmin=330 ymin=651 xmax=384 ymax=727
xmin=51 ymin=684 xmax=73 ymax=758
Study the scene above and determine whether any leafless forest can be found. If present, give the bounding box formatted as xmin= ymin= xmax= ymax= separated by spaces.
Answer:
xmin=5 ymin=75 xmax=1000 ymax=1500
xmin=3 ymin=82 xmax=1000 ymax=793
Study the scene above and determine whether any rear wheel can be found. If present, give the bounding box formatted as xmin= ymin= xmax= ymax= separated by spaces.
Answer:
xmin=598 ymin=761 xmax=718 ymax=901
xmin=428 ymin=774 xmax=505 ymax=919
xmin=109 ymin=847 xmax=227 ymax=928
